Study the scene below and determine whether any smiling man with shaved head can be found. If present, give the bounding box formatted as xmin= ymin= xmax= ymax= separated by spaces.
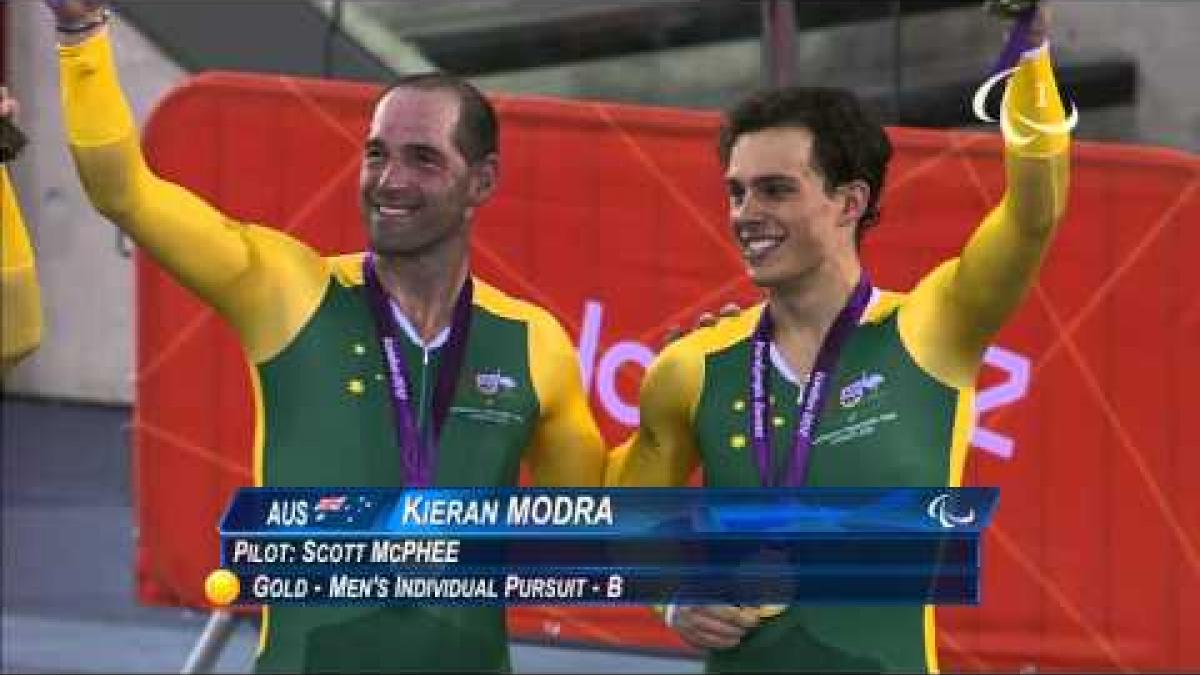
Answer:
xmin=45 ymin=1 xmax=605 ymax=671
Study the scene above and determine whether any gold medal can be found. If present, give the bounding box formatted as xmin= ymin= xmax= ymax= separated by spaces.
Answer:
xmin=756 ymin=604 xmax=787 ymax=619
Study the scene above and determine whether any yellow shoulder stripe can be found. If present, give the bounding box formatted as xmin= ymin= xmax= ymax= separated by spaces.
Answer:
xmin=471 ymin=277 xmax=553 ymax=325
xmin=865 ymin=289 xmax=905 ymax=324
xmin=328 ymin=252 xmax=367 ymax=287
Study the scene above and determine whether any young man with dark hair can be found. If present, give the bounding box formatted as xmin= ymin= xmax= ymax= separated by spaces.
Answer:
xmin=613 ymin=5 xmax=1069 ymax=672
xmin=46 ymin=1 xmax=606 ymax=671
xmin=717 ymin=86 xmax=892 ymax=246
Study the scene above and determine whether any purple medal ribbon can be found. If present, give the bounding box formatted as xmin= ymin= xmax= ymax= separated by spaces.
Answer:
xmin=362 ymin=254 xmax=474 ymax=487
xmin=748 ymin=276 xmax=873 ymax=487
xmin=987 ymin=1 xmax=1039 ymax=76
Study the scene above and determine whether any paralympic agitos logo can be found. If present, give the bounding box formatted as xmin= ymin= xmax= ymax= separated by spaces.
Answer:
xmin=972 ymin=58 xmax=1079 ymax=144
xmin=575 ymin=301 xmax=1031 ymax=461
xmin=927 ymin=493 xmax=978 ymax=529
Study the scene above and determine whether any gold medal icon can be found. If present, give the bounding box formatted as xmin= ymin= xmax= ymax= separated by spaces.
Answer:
xmin=204 ymin=568 xmax=241 ymax=607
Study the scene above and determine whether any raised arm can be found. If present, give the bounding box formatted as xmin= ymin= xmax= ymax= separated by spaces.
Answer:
xmin=1 ymin=167 xmax=42 ymax=373
xmin=53 ymin=8 xmax=327 ymax=363
xmin=608 ymin=342 xmax=702 ymax=488
xmin=899 ymin=6 xmax=1070 ymax=387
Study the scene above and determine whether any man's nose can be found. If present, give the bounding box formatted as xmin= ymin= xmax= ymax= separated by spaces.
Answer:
xmin=377 ymin=159 xmax=414 ymax=190
xmin=732 ymin=193 xmax=764 ymax=222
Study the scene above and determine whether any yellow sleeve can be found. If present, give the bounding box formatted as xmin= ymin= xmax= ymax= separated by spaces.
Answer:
xmin=608 ymin=340 xmax=702 ymax=488
xmin=602 ymin=442 xmax=631 ymax=486
xmin=899 ymin=44 xmax=1070 ymax=387
xmin=524 ymin=311 xmax=608 ymax=487
xmin=1 ymin=167 xmax=43 ymax=372
xmin=59 ymin=30 xmax=328 ymax=363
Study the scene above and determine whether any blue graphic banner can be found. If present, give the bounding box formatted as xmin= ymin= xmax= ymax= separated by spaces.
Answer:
xmin=215 ymin=487 xmax=996 ymax=606
xmin=228 ymin=567 xmax=978 ymax=606
xmin=221 ymin=487 xmax=998 ymax=535
xmin=222 ymin=534 xmax=979 ymax=571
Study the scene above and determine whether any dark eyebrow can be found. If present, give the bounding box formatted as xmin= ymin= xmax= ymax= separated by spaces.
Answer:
xmin=406 ymin=142 xmax=445 ymax=157
xmin=751 ymin=174 xmax=797 ymax=187
xmin=726 ymin=174 xmax=796 ymax=190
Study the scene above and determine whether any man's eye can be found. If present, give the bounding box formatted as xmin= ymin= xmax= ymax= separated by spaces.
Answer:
xmin=415 ymin=150 xmax=440 ymax=167
xmin=762 ymin=183 xmax=793 ymax=199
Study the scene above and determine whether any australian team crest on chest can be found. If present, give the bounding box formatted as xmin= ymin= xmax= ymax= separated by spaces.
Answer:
xmin=839 ymin=371 xmax=886 ymax=410
xmin=475 ymin=371 xmax=517 ymax=397
xmin=816 ymin=369 xmax=901 ymax=447
xmin=452 ymin=367 xmax=527 ymax=426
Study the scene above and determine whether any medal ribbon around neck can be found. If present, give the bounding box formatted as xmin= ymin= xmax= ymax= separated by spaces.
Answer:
xmin=363 ymin=253 xmax=473 ymax=487
xmin=747 ymin=275 xmax=872 ymax=487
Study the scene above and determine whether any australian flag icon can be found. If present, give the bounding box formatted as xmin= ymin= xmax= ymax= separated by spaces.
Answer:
xmin=312 ymin=492 xmax=377 ymax=528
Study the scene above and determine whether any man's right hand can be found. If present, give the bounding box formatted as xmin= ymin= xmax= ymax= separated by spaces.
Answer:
xmin=671 ymin=605 xmax=759 ymax=651
xmin=985 ymin=0 xmax=1051 ymax=50
xmin=44 ymin=0 xmax=106 ymax=22
xmin=44 ymin=0 xmax=109 ymax=45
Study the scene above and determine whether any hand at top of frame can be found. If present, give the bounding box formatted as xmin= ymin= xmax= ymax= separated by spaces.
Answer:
xmin=985 ymin=0 xmax=1051 ymax=49
xmin=43 ymin=0 xmax=110 ymax=45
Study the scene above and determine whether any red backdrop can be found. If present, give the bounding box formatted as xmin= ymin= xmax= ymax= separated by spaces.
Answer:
xmin=133 ymin=72 xmax=1199 ymax=671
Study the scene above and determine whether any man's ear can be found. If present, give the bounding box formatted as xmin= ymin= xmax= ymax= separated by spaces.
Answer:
xmin=468 ymin=153 xmax=499 ymax=206
xmin=837 ymin=179 xmax=870 ymax=229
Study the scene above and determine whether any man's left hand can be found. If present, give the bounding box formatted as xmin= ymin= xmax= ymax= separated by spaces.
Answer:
xmin=661 ymin=303 xmax=742 ymax=347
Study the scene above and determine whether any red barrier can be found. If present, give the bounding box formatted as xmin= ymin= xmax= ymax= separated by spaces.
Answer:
xmin=136 ymin=71 xmax=1199 ymax=670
